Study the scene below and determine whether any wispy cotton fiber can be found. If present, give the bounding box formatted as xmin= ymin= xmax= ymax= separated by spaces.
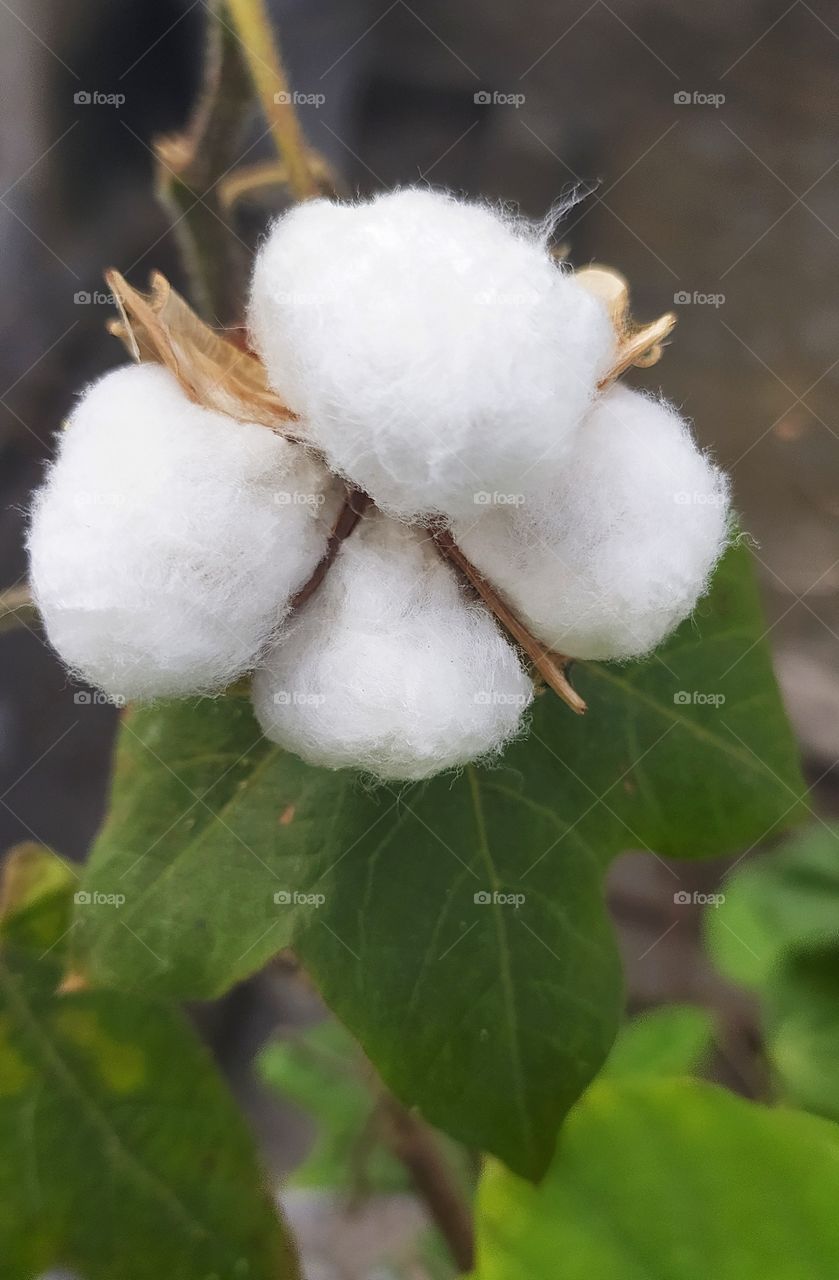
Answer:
xmin=453 ymin=385 xmax=731 ymax=661
xmin=248 ymin=187 xmax=615 ymax=520
xmin=251 ymin=513 xmax=533 ymax=781
xmin=28 ymin=364 xmax=342 ymax=700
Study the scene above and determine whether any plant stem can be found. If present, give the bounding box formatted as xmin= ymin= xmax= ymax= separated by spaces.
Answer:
xmin=0 ymin=586 xmax=38 ymax=636
xmin=222 ymin=0 xmax=320 ymax=200
xmin=156 ymin=9 xmax=256 ymax=324
xmin=381 ymin=1094 xmax=476 ymax=1273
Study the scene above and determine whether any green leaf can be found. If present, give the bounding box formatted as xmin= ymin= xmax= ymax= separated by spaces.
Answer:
xmin=259 ymin=1020 xmax=409 ymax=1191
xmin=764 ymin=944 xmax=839 ymax=1124
xmin=603 ymin=1004 xmax=714 ymax=1078
xmin=0 ymin=949 xmax=298 ymax=1280
xmin=76 ymin=543 xmax=803 ymax=1179
xmin=0 ymin=843 xmax=76 ymax=959
xmin=706 ymin=824 xmax=839 ymax=987
xmin=473 ymin=1078 xmax=839 ymax=1280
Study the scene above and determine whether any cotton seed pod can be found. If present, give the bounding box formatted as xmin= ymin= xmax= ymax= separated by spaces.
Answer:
xmin=248 ymin=187 xmax=615 ymax=521
xmin=251 ymin=513 xmax=533 ymax=781
xmin=452 ymin=384 xmax=731 ymax=661
xmin=28 ymin=364 xmax=343 ymax=701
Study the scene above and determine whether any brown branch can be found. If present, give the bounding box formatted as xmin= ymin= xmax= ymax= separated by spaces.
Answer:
xmin=0 ymin=586 xmax=39 ymax=636
xmin=289 ymin=486 xmax=372 ymax=611
xmin=380 ymin=1095 xmax=475 ymax=1274
xmin=431 ymin=526 xmax=587 ymax=715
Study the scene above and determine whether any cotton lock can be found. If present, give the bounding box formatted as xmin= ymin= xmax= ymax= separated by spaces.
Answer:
xmin=28 ymin=364 xmax=342 ymax=701
xmin=251 ymin=514 xmax=533 ymax=781
xmin=453 ymin=385 xmax=731 ymax=661
xmin=248 ymin=187 xmax=616 ymax=520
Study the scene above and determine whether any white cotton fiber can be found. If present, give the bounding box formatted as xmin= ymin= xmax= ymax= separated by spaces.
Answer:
xmin=248 ymin=187 xmax=615 ymax=520
xmin=28 ymin=364 xmax=343 ymax=701
xmin=251 ymin=513 xmax=533 ymax=781
xmin=452 ymin=385 xmax=731 ymax=661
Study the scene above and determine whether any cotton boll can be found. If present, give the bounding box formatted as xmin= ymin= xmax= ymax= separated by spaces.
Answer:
xmin=28 ymin=364 xmax=343 ymax=701
xmin=248 ymin=187 xmax=615 ymax=520
xmin=252 ymin=514 xmax=533 ymax=781
xmin=453 ymin=385 xmax=731 ymax=661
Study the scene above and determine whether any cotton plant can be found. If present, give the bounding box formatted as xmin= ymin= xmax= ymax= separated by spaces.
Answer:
xmin=28 ymin=188 xmax=730 ymax=782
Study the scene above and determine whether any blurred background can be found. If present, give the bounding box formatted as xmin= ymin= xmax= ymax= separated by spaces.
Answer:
xmin=1 ymin=1 xmax=837 ymax=1274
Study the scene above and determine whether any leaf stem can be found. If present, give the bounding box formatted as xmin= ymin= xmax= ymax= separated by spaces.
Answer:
xmin=380 ymin=1094 xmax=476 ymax=1273
xmin=222 ymin=0 xmax=320 ymax=201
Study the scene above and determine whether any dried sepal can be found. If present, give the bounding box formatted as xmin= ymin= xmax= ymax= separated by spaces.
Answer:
xmin=576 ymin=265 xmax=676 ymax=389
xmin=431 ymin=525 xmax=587 ymax=716
xmin=105 ymin=269 xmax=299 ymax=435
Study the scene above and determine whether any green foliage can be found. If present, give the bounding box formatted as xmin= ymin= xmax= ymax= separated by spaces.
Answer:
xmin=706 ymin=824 xmax=839 ymax=987
xmin=764 ymin=944 xmax=839 ymax=1124
xmin=705 ymin=823 xmax=839 ymax=1125
xmin=259 ymin=1019 xmax=409 ymax=1191
xmin=0 ymin=857 xmax=297 ymax=1280
xmin=71 ymin=543 xmax=803 ymax=1179
xmin=603 ymin=1004 xmax=714 ymax=1078
xmin=0 ymin=843 xmax=76 ymax=960
xmin=472 ymin=1078 xmax=839 ymax=1279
